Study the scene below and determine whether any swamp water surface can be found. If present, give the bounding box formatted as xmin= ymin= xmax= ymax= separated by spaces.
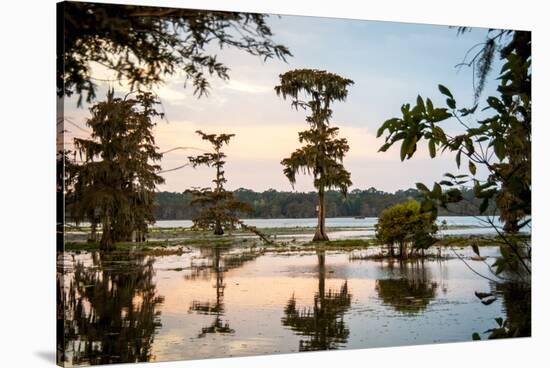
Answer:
xmin=58 ymin=245 xmax=528 ymax=366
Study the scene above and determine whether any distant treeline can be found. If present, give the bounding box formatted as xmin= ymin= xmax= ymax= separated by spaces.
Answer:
xmin=154 ymin=187 xmax=495 ymax=220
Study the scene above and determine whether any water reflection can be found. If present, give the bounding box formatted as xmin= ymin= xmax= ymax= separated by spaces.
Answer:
xmin=57 ymin=246 xmax=530 ymax=364
xmin=61 ymin=251 xmax=164 ymax=366
xmin=495 ymin=282 xmax=531 ymax=337
xmin=188 ymin=246 xmax=232 ymax=338
xmin=282 ymin=250 xmax=352 ymax=351
xmin=187 ymin=246 xmax=261 ymax=338
xmin=375 ymin=260 xmax=438 ymax=315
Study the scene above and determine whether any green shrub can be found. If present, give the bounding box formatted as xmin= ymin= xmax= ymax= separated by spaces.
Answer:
xmin=375 ymin=200 xmax=438 ymax=257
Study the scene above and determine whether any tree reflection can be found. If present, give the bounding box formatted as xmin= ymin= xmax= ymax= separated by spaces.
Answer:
xmin=188 ymin=246 xmax=261 ymax=338
xmin=282 ymin=250 xmax=352 ymax=351
xmin=375 ymin=260 xmax=438 ymax=315
xmin=61 ymin=251 xmax=164 ymax=366
xmin=495 ymin=282 xmax=531 ymax=337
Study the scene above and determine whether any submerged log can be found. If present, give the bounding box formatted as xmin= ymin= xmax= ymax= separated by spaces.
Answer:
xmin=238 ymin=220 xmax=274 ymax=245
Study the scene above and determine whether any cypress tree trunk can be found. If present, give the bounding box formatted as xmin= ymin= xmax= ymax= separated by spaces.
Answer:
xmin=313 ymin=187 xmax=329 ymax=241
xmin=89 ymin=220 xmax=97 ymax=243
xmin=100 ymin=215 xmax=114 ymax=251
xmin=100 ymin=228 xmax=113 ymax=250
xmin=213 ymin=155 xmax=225 ymax=236
xmin=214 ymin=219 xmax=224 ymax=235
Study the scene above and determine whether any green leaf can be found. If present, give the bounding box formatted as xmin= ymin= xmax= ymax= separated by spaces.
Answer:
xmin=416 ymin=95 xmax=425 ymax=113
xmin=426 ymin=98 xmax=434 ymax=114
xmin=465 ymin=138 xmax=475 ymax=155
xmin=377 ymin=119 xmax=398 ymax=138
xmin=416 ymin=183 xmax=429 ymax=192
xmin=394 ymin=132 xmax=407 ymax=141
xmin=438 ymin=84 xmax=453 ymax=98
xmin=400 ymin=135 xmax=414 ymax=161
xmin=433 ymin=126 xmax=446 ymax=141
xmin=400 ymin=141 xmax=408 ymax=161
xmin=494 ymin=139 xmax=506 ymax=160
xmin=455 ymin=151 xmax=462 ymax=168
xmin=447 ymin=188 xmax=463 ymax=202
xmin=469 ymin=161 xmax=477 ymax=175
xmin=431 ymin=108 xmax=452 ymax=122
xmin=480 ymin=197 xmax=489 ymax=213
xmin=378 ymin=142 xmax=391 ymax=152
xmin=429 ymin=139 xmax=436 ymax=158
xmin=376 ymin=125 xmax=385 ymax=138
xmin=432 ymin=183 xmax=442 ymax=197
xmin=487 ymin=96 xmax=503 ymax=112
xmin=446 ymin=98 xmax=456 ymax=109
xmin=408 ymin=134 xmax=418 ymax=155
xmin=472 ymin=332 xmax=481 ymax=341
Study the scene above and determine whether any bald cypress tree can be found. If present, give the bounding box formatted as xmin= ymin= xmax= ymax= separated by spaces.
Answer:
xmin=187 ymin=131 xmax=252 ymax=235
xmin=275 ymin=69 xmax=354 ymax=241
xmin=68 ymin=90 xmax=165 ymax=250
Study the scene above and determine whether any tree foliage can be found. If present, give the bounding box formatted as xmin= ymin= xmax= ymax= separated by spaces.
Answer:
xmin=276 ymin=69 xmax=354 ymax=241
xmin=58 ymin=2 xmax=291 ymax=105
xmin=186 ymin=131 xmax=252 ymax=235
xmin=377 ymin=30 xmax=531 ymax=274
xmin=455 ymin=28 xmax=515 ymax=102
xmin=154 ymin=187 xmax=495 ymax=220
xmin=375 ymin=200 xmax=438 ymax=258
xmin=67 ymin=90 xmax=165 ymax=250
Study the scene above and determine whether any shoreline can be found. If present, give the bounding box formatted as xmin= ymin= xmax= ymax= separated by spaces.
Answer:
xmin=62 ymin=232 xmax=530 ymax=254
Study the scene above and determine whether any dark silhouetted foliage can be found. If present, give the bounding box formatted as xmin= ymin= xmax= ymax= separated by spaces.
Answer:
xmin=153 ymin=187 xmax=495 ymax=220
xmin=67 ymin=90 xmax=165 ymax=250
xmin=58 ymin=2 xmax=291 ymax=105
xmin=186 ymin=131 xmax=253 ymax=235
xmin=377 ymin=30 xmax=531 ymax=275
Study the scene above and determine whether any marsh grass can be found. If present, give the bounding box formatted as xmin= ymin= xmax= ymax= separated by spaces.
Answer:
xmin=63 ymin=231 xmax=524 ymax=262
xmin=435 ymin=234 xmax=529 ymax=247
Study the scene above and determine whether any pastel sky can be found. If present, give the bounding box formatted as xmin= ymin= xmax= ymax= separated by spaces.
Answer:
xmin=62 ymin=13 xmax=504 ymax=193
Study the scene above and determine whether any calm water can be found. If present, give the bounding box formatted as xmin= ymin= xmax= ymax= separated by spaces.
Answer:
xmin=153 ymin=216 xmax=499 ymax=229
xmin=57 ymin=245 xmax=530 ymax=366
xmin=151 ymin=216 xmax=507 ymax=239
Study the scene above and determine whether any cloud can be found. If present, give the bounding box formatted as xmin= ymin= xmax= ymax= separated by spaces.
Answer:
xmin=61 ymin=16 xmax=498 ymax=193
xmin=222 ymin=79 xmax=273 ymax=94
xmin=153 ymin=86 xmax=188 ymax=105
